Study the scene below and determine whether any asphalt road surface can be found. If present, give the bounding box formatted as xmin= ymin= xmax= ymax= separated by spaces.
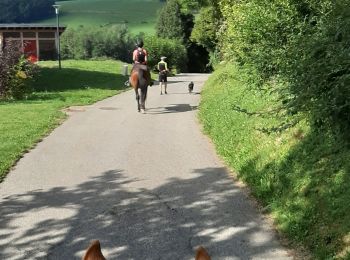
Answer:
xmin=0 ymin=74 xmax=292 ymax=259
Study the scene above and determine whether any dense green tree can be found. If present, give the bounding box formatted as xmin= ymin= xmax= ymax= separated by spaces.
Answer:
xmin=190 ymin=6 xmax=220 ymax=52
xmin=177 ymin=0 xmax=200 ymax=11
xmin=0 ymin=0 xmax=55 ymax=23
xmin=156 ymin=0 xmax=185 ymax=40
xmin=155 ymin=0 xmax=216 ymax=72
xmin=176 ymin=0 xmax=222 ymax=68
xmin=177 ymin=0 xmax=216 ymax=11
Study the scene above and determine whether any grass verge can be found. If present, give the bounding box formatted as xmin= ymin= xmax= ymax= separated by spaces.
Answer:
xmin=199 ymin=63 xmax=350 ymax=259
xmin=0 ymin=59 xmax=128 ymax=181
xmin=38 ymin=0 xmax=164 ymax=35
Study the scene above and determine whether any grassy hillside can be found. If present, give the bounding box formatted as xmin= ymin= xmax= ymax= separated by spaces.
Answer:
xmin=0 ymin=60 xmax=128 ymax=181
xmin=199 ymin=63 xmax=350 ymax=259
xmin=38 ymin=0 xmax=164 ymax=34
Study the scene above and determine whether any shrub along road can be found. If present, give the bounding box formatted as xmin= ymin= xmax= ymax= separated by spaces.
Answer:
xmin=0 ymin=74 xmax=291 ymax=259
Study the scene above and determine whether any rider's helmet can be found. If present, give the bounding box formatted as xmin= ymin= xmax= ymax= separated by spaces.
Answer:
xmin=137 ymin=40 xmax=144 ymax=48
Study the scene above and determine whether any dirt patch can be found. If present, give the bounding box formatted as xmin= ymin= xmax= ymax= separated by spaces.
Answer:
xmin=62 ymin=106 xmax=89 ymax=115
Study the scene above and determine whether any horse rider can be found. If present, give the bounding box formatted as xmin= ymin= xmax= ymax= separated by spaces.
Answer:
xmin=125 ymin=40 xmax=152 ymax=86
xmin=158 ymin=56 xmax=168 ymax=95
xmin=133 ymin=40 xmax=148 ymax=65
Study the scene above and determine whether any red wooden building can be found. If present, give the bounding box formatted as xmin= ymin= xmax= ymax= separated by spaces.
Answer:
xmin=0 ymin=24 xmax=66 ymax=62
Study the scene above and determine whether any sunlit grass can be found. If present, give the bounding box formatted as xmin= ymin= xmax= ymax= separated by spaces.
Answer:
xmin=37 ymin=0 xmax=164 ymax=35
xmin=199 ymin=63 xmax=350 ymax=259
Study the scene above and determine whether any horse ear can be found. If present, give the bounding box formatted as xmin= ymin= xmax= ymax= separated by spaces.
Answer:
xmin=83 ymin=240 xmax=106 ymax=260
xmin=195 ymin=246 xmax=211 ymax=260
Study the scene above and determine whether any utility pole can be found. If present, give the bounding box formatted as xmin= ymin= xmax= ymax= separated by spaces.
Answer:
xmin=53 ymin=5 xmax=61 ymax=69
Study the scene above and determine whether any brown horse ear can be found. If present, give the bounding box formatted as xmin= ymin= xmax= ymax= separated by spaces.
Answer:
xmin=195 ymin=246 xmax=211 ymax=260
xmin=83 ymin=240 xmax=106 ymax=260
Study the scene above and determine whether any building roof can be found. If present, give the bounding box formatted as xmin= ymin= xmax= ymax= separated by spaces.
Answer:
xmin=0 ymin=24 xmax=66 ymax=30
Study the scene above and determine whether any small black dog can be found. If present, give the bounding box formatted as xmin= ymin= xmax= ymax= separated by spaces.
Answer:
xmin=188 ymin=81 xmax=194 ymax=93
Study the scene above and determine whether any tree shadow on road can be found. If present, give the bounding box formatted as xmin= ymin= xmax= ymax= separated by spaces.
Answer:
xmin=146 ymin=104 xmax=198 ymax=114
xmin=163 ymin=92 xmax=201 ymax=95
xmin=0 ymin=168 xmax=289 ymax=259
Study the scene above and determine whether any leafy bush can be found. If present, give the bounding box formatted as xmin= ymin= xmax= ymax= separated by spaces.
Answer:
xmin=0 ymin=41 xmax=38 ymax=99
xmin=144 ymin=36 xmax=188 ymax=73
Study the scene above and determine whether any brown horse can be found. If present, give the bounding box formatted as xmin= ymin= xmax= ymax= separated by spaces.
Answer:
xmin=83 ymin=240 xmax=211 ymax=260
xmin=130 ymin=64 xmax=151 ymax=113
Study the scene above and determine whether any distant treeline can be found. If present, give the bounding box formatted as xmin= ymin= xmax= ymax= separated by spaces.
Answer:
xmin=0 ymin=0 xmax=55 ymax=23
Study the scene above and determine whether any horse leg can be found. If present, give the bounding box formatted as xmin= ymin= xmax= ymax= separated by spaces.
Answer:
xmin=140 ymin=86 xmax=148 ymax=113
xmin=135 ymin=88 xmax=140 ymax=112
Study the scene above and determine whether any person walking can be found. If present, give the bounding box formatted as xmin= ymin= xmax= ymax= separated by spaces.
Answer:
xmin=158 ymin=56 xmax=168 ymax=95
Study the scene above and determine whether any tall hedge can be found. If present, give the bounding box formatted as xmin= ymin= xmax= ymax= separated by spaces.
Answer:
xmin=218 ymin=0 xmax=350 ymax=139
xmin=60 ymin=26 xmax=134 ymax=62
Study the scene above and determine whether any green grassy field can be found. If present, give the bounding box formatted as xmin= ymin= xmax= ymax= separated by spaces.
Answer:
xmin=0 ymin=60 xmax=129 ymax=181
xmin=39 ymin=0 xmax=164 ymax=35
xmin=199 ymin=63 xmax=350 ymax=259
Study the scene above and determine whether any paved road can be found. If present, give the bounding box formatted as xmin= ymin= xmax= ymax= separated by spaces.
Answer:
xmin=0 ymin=74 xmax=292 ymax=259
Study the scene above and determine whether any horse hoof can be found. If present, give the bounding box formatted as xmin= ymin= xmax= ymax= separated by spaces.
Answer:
xmin=141 ymin=109 xmax=145 ymax=114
